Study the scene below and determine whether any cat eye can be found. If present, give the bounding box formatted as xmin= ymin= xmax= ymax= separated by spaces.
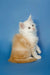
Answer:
xmin=28 ymin=27 xmax=31 ymax=29
xmin=32 ymin=25 xmax=34 ymax=27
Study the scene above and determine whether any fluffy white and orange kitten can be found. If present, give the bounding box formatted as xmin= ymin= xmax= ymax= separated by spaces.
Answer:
xmin=8 ymin=15 xmax=41 ymax=63
xmin=19 ymin=15 xmax=41 ymax=59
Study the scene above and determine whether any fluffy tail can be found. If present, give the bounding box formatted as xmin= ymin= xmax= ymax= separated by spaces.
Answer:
xmin=8 ymin=57 xmax=37 ymax=63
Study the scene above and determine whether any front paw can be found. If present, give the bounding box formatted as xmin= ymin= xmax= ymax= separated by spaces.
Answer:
xmin=36 ymin=55 xmax=41 ymax=59
xmin=34 ymin=55 xmax=41 ymax=59
xmin=38 ymin=50 xmax=41 ymax=54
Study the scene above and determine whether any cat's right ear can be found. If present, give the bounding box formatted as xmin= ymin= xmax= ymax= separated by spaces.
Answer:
xmin=28 ymin=14 xmax=34 ymax=23
xmin=19 ymin=22 xmax=24 ymax=29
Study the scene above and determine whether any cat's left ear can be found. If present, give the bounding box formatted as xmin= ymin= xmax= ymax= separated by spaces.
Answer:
xmin=28 ymin=15 xmax=33 ymax=22
xmin=19 ymin=22 xmax=25 ymax=29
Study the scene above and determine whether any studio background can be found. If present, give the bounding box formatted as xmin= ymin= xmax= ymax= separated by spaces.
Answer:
xmin=0 ymin=0 xmax=50 ymax=75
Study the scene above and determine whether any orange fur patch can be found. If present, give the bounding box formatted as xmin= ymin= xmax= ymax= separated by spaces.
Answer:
xmin=8 ymin=34 xmax=37 ymax=63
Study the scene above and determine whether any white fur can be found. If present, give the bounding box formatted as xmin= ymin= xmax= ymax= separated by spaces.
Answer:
xmin=19 ymin=15 xmax=41 ymax=59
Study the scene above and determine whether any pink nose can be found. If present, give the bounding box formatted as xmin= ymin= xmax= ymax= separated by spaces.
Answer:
xmin=32 ymin=28 xmax=35 ymax=30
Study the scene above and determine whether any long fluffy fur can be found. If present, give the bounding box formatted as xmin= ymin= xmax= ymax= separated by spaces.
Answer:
xmin=8 ymin=15 xmax=41 ymax=63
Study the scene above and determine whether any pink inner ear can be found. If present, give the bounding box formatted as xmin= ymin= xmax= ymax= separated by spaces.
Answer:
xmin=20 ymin=22 xmax=24 ymax=29
xmin=21 ymin=24 xmax=24 ymax=29
xmin=29 ymin=17 xmax=32 ymax=22
xmin=28 ymin=15 xmax=33 ymax=22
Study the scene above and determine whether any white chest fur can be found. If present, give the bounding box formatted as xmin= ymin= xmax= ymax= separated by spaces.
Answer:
xmin=22 ymin=32 xmax=38 ymax=44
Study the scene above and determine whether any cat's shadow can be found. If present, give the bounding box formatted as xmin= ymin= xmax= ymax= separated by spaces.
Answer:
xmin=8 ymin=42 xmax=12 ymax=59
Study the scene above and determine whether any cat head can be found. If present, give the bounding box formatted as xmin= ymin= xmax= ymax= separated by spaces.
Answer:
xmin=19 ymin=15 xmax=37 ymax=34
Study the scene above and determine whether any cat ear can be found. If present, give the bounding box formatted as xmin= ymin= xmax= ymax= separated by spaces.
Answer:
xmin=28 ymin=15 xmax=33 ymax=22
xmin=19 ymin=22 xmax=24 ymax=29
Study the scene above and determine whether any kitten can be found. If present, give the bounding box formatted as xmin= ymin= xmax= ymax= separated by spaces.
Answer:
xmin=19 ymin=15 xmax=41 ymax=59
xmin=8 ymin=15 xmax=41 ymax=63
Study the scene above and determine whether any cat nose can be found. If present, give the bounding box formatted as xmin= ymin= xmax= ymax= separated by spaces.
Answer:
xmin=32 ymin=28 xmax=35 ymax=30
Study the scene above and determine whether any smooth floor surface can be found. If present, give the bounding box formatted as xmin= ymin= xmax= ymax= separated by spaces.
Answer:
xmin=0 ymin=52 xmax=49 ymax=75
